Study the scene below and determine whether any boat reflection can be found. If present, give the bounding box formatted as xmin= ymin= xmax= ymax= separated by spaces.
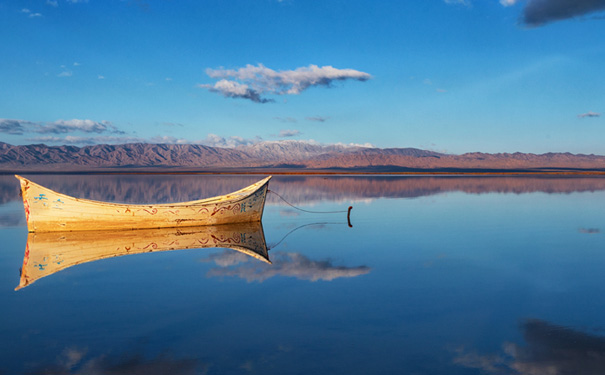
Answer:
xmin=16 ymin=222 xmax=269 ymax=290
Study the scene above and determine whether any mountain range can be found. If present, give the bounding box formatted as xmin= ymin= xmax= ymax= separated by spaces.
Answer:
xmin=0 ymin=141 xmax=604 ymax=172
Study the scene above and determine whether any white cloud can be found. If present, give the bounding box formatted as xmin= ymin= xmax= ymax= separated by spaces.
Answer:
xmin=57 ymin=71 xmax=73 ymax=77
xmin=36 ymin=119 xmax=120 ymax=134
xmin=201 ymin=133 xmax=263 ymax=148
xmin=98 ymin=75 xmax=105 ymax=79
xmin=334 ymin=142 xmax=375 ymax=148
xmin=21 ymin=8 xmax=42 ymax=17
xmin=499 ymin=0 xmax=519 ymax=6
xmin=46 ymin=0 xmax=59 ymax=7
xmin=305 ymin=116 xmax=329 ymax=122
xmin=201 ymin=64 xmax=371 ymax=103
xmin=578 ymin=111 xmax=600 ymax=118
xmin=278 ymin=129 xmax=301 ymax=138
xmin=148 ymin=135 xmax=190 ymax=144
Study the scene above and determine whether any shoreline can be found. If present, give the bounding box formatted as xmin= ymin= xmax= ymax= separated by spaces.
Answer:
xmin=2 ymin=169 xmax=605 ymax=176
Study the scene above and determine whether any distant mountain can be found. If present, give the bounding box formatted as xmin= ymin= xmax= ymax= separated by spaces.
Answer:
xmin=238 ymin=140 xmax=366 ymax=162
xmin=0 ymin=141 xmax=603 ymax=172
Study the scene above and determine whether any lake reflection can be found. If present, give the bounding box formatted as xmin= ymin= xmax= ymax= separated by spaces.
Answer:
xmin=1 ymin=174 xmax=605 ymax=374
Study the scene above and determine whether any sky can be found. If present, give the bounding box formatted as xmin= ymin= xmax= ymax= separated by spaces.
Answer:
xmin=1 ymin=0 xmax=604 ymax=154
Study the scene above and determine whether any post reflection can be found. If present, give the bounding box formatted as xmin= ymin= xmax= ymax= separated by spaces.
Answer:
xmin=17 ymin=222 xmax=269 ymax=290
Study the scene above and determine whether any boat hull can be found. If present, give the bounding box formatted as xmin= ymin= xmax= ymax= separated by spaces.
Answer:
xmin=16 ymin=175 xmax=271 ymax=232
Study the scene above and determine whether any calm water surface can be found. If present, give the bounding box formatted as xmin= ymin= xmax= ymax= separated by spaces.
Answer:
xmin=1 ymin=174 xmax=604 ymax=374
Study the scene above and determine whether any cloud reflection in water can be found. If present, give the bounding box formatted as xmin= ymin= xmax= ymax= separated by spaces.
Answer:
xmin=454 ymin=319 xmax=605 ymax=375
xmin=27 ymin=347 xmax=203 ymax=375
xmin=205 ymin=250 xmax=370 ymax=282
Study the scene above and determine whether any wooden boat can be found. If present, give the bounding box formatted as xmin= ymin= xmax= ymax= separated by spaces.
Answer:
xmin=15 ymin=175 xmax=271 ymax=232
xmin=16 ymin=221 xmax=269 ymax=290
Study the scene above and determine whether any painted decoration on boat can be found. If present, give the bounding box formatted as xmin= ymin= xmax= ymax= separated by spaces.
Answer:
xmin=15 ymin=175 xmax=271 ymax=232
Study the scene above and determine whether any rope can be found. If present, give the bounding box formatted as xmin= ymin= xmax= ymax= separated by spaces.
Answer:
xmin=268 ymin=222 xmax=344 ymax=250
xmin=268 ymin=189 xmax=349 ymax=214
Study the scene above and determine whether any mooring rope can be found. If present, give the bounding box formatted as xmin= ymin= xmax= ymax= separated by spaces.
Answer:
xmin=267 ymin=189 xmax=349 ymax=214
xmin=268 ymin=222 xmax=343 ymax=250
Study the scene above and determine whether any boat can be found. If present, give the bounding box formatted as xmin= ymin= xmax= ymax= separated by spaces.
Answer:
xmin=15 ymin=175 xmax=271 ymax=232
xmin=16 ymin=221 xmax=269 ymax=290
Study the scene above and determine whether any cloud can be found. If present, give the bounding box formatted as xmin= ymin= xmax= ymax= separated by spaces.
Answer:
xmin=98 ymin=75 xmax=105 ymax=79
xmin=578 ymin=111 xmax=601 ymax=118
xmin=46 ymin=0 xmax=59 ymax=6
xmin=21 ymin=8 xmax=42 ymax=17
xmin=520 ymin=0 xmax=605 ymax=26
xmin=27 ymin=135 xmax=146 ymax=145
xmin=0 ymin=119 xmax=35 ymax=135
xmin=500 ymin=0 xmax=520 ymax=6
xmin=35 ymin=119 xmax=122 ymax=134
xmin=148 ymin=135 xmax=190 ymax=144
xmin=579 ymin=227 xmax=600 ymax=234
xmin=200 ymin=64 xmax=371 ymax=103
xmin=206 ymin=251 xmax=371 ymax=282
xmin=334 ymin=141 xmax=375 ymax=148
xmin=1 ymin=118 xmax=125 ymax=138
xmin=278 ymin=129 xmax=301 ymax=138
xmin=199 ymin=79 xmax=274 ymax=103
xmin=454 ymin=319 xmax=605 ymax=375
xmin=305 ymin=116 xmax=329 ymax=122
xmin=58 ymin=70 xmax=73 ymax=77
xmin=160 ymin=122 xmax=184 ymax=127
xmin=200 ymin=133 xmax=262 ymax=148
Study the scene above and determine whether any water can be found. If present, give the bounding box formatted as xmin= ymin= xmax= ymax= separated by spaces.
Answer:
xmin=1 ymin=174 xmax=604 ymax=374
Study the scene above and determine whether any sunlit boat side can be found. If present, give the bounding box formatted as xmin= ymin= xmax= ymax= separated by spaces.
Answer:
xmin=15 ymin=175 xmax=271 ymax=232
xmin=16 ymin=222 xmax=269 ymax=290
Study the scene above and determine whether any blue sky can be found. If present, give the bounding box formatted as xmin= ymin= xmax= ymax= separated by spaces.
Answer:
xmin=1 ymin=0 xmax=604 ymax=154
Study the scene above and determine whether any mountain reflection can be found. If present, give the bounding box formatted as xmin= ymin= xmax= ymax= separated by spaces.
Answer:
xmin=454 ymin=319 xmax=605 ymax=375
xmin=205 ymin=250 xmax=370 ymax=282
xmin=17 ymin=222 xmax=268 ymax=290
xmin=2 ymin=174 xmax=605 ymax=207
xmin=26 ymin=347 xmax=202 ymax=375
